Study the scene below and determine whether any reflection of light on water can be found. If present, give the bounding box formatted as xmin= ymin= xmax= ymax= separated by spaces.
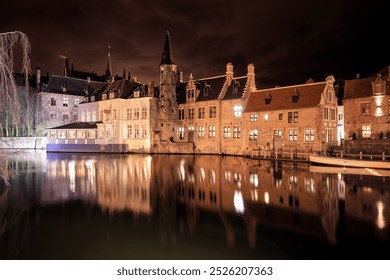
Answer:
xmin=249 ymin=173 xmax=259 ymax=187
xmin=376 ymin=201 xmax=386 ymax=230
xmin=200 ymin=168 xmax=205 ymax=182
xmin=85 ymin=159 xmax=96 ymax=190
xmin=68 ymin=160 xmax=76 ymax=192
xmin=362 ymin=187 xmax=372 ymax=193
xmin=264 ymin=192 xmax=269 ymax=204
xmin=234 ymin=191 xmax=245 ymax=214
xmin=179 ymin=159 xmax=186 ymax=181
xmin=251 ymin=190 xmax=258 ymax=201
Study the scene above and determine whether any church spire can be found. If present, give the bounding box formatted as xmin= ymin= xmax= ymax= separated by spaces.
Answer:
xmin=160 ymin=29 xmax=174 ymax=65
xmin=105 ymin=45 xmax=113 ymax=82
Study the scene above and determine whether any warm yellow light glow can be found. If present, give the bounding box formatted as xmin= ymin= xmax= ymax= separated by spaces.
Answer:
xmin=376 ymin=201 xmax=386 ymax=230
xmin=234 ymin=191 xmax=245 ymax=214
xmin=68 ymin=160 xmax=76 ymax=192
xmin=375 ymin=96 xmax=383 ymax=106
xmin=362 ymin=187 xmax=372 ymax=193
xmin=264 ymin=192 xmax=270 ymax=204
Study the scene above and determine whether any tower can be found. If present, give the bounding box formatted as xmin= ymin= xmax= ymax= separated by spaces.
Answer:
xmin=105 ymin=45 xmax=113 ymax=82
xmin=158 ymin=29 xmax=179 ymax=141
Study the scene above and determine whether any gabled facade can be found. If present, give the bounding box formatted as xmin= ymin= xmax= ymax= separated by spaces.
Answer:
xmin=46 ymin=79 xmax=156 ymax=153
xmin=36 ymin=75 xmax=105 ymax=135
xmin=244 ymin=76 xmax=338 ymax=154
xmin=344 ymin=66 xmax=390 ymax=139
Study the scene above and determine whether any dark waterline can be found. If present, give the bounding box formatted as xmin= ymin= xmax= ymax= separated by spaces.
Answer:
xmin=0 ymin=150 xmax=389 ymax=260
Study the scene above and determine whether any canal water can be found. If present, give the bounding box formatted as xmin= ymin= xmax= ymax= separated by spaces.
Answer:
xmin=1 ymin=150 xmax=389 ymax=260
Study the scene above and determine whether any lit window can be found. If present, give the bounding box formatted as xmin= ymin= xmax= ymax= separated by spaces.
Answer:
xmin=250 ymin=114 xmax=257 ymax=122
xmin=233 ymin=126 xmax=241 ymax=138
xmin=361 ymin=103 xmax=371 ymax=115
xmin=289 ymin=129 xmax=297 ymax=142
xmin=208 ymin=125 xmax=215 ymax=138
xmin=74 ymin=98 xmax=80 ymax=107
xmin=249 ymin=130 xmax=258 ymax=141
xmin=198 ymin=125 xmax=205 ymax=138
xmin=264 ymin=114 xmax=268 ymax=120
xmin=233 ymin=105 xmax=242 ymax=117
xmin=178 ymin=126 xmax=185 ymax=139
xmin=223 ymin=126 xmax=230 ymax=138
xmin=304 ymin=129 xmax=315 ymax=142
xmin=362 ymin=124 xmax=371 ymax=138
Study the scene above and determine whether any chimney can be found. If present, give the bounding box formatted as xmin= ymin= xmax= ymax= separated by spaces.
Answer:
xmin=247 ymin=63 xmax=256 ymax=91
xmin=87 ymin=77 xmax=91 ymax=84
xmin=226 ymin=63 xmax=233 ymax=85
xmin=36 ymin=66 xmax=41 ymax=89
xmin=148 ymin=81 xmax=155 ymax=96
xmin=123 ymin=68 xmax=126 ymax=79
xmin=178 ymin=69 xmax=183 ymax=83
xmin=127 ymin=71 xmax=131 ymax=81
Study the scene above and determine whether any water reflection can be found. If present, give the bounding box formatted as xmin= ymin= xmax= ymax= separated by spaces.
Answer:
xmin=1 ymin=151 xmax=390 ymax=259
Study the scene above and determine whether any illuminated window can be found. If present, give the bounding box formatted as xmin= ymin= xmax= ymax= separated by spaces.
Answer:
xmin=233 ymin=126 xmax=241 ymax=138
xmin=134 ymin=125 xmax=140 ymax=138
xmin=249 ymin=130 xmax=258 ymax=141
xmin=250 ymin=114 xmax=257 ymax=122
xmin=362 ymin=124 xmax=371 ymax=138
xmin=63 ymin=97 xmax=68 ymax=107
xmin=233 ymin=105 xmax=242 ymax=117
xmin=74 ymin=98 xmax=80 ymax=107
xmin=208 ymin=125 xmax=215 ymax=138
xmin=304 ymin=129 xmax=315 ymax=142
xmin=289 ymin=129 xmax=297 ymax=142
xmin=198 ymin=125 xmax=205 ymax=138
xmin=49 ymin=131 xmax=56 ymax=138
xmin=264 ymin=114 xmax=268 ymax=120
xmin=223 ymin=126 xmax=231 ymax=138
xmin=126 ymin=125 xmax=132 ymax=138
xmin=323 ymin=129 xmax=333 ymax=142
xmin=178 ymin=126 xmax=184 ymax=139
xmin=141 ymin=125 xmax=147 ymax=138
xmin=361 ymin=103 xmax=371 ymax=115
xmin=274 ymin=129 xmax=282 ymax=136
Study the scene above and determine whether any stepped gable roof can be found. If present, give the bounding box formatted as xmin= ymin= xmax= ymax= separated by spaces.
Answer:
xmin=91 ymin=79 xmax=143 ymax=100
xmin=48 ymin=121 xmax=103 ymax=130
xmin=223 ymin=76 xmax=247 ymax=100
xmin=245 ymin=82 xmax=326 ymax=113
xmin=44 ymin=75 xmax=105 ymax=96
xmin=344 ymin=73 xmax=389 ymax=100
xmin=195 ymin=76 xmax=226 ymax=102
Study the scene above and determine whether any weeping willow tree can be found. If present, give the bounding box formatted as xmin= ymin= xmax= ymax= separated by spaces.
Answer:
xmin=0 ymin=31 xmax=31 ymax=137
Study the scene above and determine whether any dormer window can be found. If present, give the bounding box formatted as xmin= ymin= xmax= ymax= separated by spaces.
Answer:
xmin=233 ymin=80 xmax=240 ymax=94
xmin=204 ymin=83 xmax=211 ymax=96
xmin=61 ymin=84 xmax=67 ymax=92
xmin=372 ymin=74 xmax=385 ymax=96
xmin=265 ymin=92 xmax=272 ymax=105
xmin=292 ymin=89 xmax=300 ymax=103
xmin=102 ymin=93 xmax=107 ymax=100
xmin=109 ymin=91 xmax=115 ymax=99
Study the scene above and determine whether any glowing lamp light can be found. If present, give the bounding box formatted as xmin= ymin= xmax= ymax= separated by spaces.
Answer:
xmin=264 ymin=192 xmax=270 ymax=204
xmin=376 ymin=201 xmax=386 ymax=230
xmin=234 ymin=191 xmax=245 ymax=214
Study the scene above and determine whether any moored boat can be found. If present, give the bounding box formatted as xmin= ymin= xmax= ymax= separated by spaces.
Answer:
xmin=309 ymin=154 xmax=390 ymax=169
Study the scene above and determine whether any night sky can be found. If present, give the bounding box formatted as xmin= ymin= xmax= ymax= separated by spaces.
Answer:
xmin=1 ymin=0 xmax=389 ymax=88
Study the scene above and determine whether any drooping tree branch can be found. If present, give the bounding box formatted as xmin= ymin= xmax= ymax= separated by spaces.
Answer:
xmin=0 ymin=31 xmax=31 ymax=135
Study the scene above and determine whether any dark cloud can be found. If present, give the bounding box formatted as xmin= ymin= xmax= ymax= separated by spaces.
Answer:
xmin=1 ymin=0 xmax=389 ymax=88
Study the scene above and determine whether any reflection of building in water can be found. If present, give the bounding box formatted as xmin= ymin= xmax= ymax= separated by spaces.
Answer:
xmin=341 ymin=174 xmax=390 ymax=239
xmin=97 ymin=155 xmax=152 ymax=214
xmin=43 ymin=154 xmax=153 ymax=215
xmin=171 ymin=155 xmax=341 ymax=247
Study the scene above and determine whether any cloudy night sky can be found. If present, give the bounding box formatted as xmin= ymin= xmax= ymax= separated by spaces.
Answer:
xmin=1 ymin=0 xmax=389 ymax=88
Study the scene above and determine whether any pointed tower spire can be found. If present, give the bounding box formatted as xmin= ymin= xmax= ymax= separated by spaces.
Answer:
xmin=105 ymin=45 xmax=113 ymax=82
xmin=160 ymin=29 xmax=174 ymax=65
